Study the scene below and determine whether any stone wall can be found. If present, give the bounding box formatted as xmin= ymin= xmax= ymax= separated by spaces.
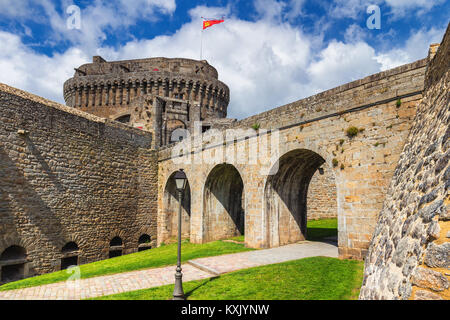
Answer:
xmin=229 ymin=59 xmax=426 ymax=132
xmin=359 ymin=25 xmax=449 ymax=300
xmin=63 ymin=57 xmax=230 ymax=122
xmin=307 ymin=166 xmax=337 ymax=221
xmin=157 ymin=55 xmax=427 ymax=259
xmin=0 ymin=84 xmax=158 ymax=280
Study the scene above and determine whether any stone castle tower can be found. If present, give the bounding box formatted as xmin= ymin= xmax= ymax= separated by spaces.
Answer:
xmin=63 ymin=56 xmax=230 ymax=147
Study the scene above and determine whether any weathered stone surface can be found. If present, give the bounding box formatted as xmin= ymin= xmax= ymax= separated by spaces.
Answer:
xmin=158 ymin=55 xmax=427 ymax=258
xmin=360 ymin=24 xmax=450 ymax=300
xmin=63 ymin=57 xmax=230 ymax=148
xmin=427 ymin=221 xmax=441 ymax=240
xmin=424 ymin=242 xmax=450 ymax=268
xmin=411 ymin=267 xmax=449 ymax=291
xmin=1 ymin=22 xmax=448 ymax=288
xmin=419 ymin=200 xmax=445 ymax=223
xmin=414 ymin=289 xmax=445 ymax=300
xmin=0 ymin=84 xmax=158 ymax=281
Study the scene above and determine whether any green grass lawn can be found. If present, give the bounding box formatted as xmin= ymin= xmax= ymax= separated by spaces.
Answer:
xmin=306 ymin=218 xmax=337 ymax=241
xmin=1 ymin=218 xmax=339 ymax=293
xmin=0 ymin=240 xmax=253 ymax=291
xmin=225 ymin=235 xmax=245 ymax=242
xmin=92 ymin=256 xmax=364 ymax=300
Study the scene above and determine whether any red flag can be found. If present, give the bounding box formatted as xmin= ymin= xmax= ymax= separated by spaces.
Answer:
xmin=203 ymin=19 xmax=224 ymax=30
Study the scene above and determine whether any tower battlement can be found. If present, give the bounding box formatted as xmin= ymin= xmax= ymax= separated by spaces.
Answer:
xmin=63 ymin=56 xmax=230 ymax=146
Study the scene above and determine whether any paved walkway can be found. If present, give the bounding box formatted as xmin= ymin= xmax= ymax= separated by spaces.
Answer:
xmin=0 ymin=241 xmax=337 ymax=300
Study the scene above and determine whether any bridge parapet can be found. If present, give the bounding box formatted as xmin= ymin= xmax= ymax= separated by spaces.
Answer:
xmin=157 ymin=58 xmax=428 ymax=260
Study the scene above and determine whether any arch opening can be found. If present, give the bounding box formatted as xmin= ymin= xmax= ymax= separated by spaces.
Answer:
xmin=138 ymin=234 xmax=152 ymax=252
xmin=61 ymin=242 xmax=79 ymax=270
xmin=109 ymin=237 xmax=123 ymax=258
xmin=163 ymin=172 xmax=191 ymax=243
xmin=264 ymin=149 xmax=334 ymax=247
xmin=165 ymin=119 xmax=186 ymax=145
xmin=115 ymin=114 xmax=131 ymax=124
xmin=0 ymin=246 xmax=28 ymax=283
xmin=203 ymin=164 xmax=245 ymax=242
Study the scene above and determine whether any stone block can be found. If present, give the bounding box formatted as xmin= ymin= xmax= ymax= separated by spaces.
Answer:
xmin=411 ymin=267 xmax=449 ymax=291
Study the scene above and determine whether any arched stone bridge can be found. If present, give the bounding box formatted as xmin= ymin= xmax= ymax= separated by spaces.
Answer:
xmin=157 ymin=58 xmax=427 ymax=260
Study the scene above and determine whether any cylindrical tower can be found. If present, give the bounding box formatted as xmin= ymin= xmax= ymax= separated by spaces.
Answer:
xmin=63 ymin=56 xmax=230 ymax=126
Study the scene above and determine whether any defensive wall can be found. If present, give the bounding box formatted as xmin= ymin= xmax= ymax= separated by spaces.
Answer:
xmin=0 ymin=84 xmax=157 ymax=282
xmin=158 ymin=57 xmax=428 ymax=260
xmin=360 ymin=24 xmax=449 ymax=300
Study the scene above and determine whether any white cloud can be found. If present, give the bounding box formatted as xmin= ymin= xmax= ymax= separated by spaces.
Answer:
xmin=0 ymin=31 xmax=89 ymax=103
xmin=253 ymin=0 xmax=306 ymax=22
xmin=0 ymin=0 xmax=177 ymax=54
xmin=374 ymin=27 xmax=446 ymax=70
xmin=0 ymin=3 xmax=446 ymax=120
xmin=328 ymin=0 xmax=445 ymax=19
xmin=384 ymin=0 xmax=446 ymax=16
xmin=99 ymin=14 xmax=315 ymax=118
xmin=308 ymin=41 xmax=381 ymax=90
xmin=254 ymin=0 xmax=286 ymax=21
xmin=344 ymin=24 xmax=368 ymax=43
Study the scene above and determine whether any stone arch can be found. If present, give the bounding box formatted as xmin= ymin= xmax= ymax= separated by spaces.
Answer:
xmin=165 ymin=119 xmax=187 ymax=144
xmin=0 ymin=235 xmax=34 ymax=255
xmin=109 ymin=236 xmax=123 ymax=258
xmin=162 ymin=171 xmax=191 ymax=243
xmin=102 ymin=228 xmax=130 ymax=257
xmin=264 ymin=148 xmax=336 ymax=247
xmin=203 ymin=164 xmax=245 ymax=242
xmin=306 ymin=160 xmax=338 ymax=244
xmin=61 ymin=241 xmax=79 ymax=270
xmin=138 ymin=234 xmax=152 ymax=252
xmin=0 ymin=245 xmax=29 ymax=283
xmin=56 ymin=234 xmax=89 ymax=255
xmin=115 ymin=114 xmax=131 ymax=124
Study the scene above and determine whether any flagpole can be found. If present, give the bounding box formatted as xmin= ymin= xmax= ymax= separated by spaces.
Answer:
xmin=200 ymin=17 xmax=224 ymax=61
xmin=200 ymin=17 xmax=204 ymax=60
xmin=200 ymin=27 xmax=203 ymax=60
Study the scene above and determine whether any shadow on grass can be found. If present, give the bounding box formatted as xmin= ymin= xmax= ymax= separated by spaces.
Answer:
xmin=184 ymin=276 xmax=220 ymax=298
xmin=306 ymin=228 xmax=338 ymax=242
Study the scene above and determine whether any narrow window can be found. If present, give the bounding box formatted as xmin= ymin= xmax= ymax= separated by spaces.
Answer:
xmin=109 ymin=237 xmax=123 ymax=258
xmin=61 ymin=242 xmax=79 ymax=270
xmin=0 ymin=246 xmax=27 ymax=283
xmin=138 ymin=234 xmax=152 ymax=252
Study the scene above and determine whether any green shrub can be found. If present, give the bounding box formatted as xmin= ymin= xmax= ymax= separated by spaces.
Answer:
xmin=346 ymin=126 xmax=359 ymax=138
xmin=396 ymin=99 xmax=402 ymax=107
xmin=332 ymin=158 xmax=339 ymax=167
xmin=251 ymin=123 xmax=261 ymax=131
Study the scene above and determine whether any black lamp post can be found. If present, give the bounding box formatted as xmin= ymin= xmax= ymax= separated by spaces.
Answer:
xmin=173 ymin=169 xmax=187 ymax=300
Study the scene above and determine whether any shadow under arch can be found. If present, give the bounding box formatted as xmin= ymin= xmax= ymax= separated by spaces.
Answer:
xmin=203 ymin=164 xmax=245 ymax=242
xmin=163 ymin=171 xmax=191 ymax=242
xmin=0 ymin=245 xmax=28 ymax=283
xmin=264 ymin=149 xmax=329 ymax=247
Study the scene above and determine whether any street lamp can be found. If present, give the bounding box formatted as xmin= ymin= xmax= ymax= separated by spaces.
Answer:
xmin=173 ymin=169 xmax=187 ymax=300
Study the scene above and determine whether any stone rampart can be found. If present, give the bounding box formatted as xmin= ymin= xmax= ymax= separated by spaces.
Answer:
xmin=359 ymin=24 xmax=449 ymax=300
xmin=0 ymin=83 xmax=158 ymax=280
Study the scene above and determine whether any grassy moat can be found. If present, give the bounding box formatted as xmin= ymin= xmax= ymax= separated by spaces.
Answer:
xmin=1 ymin=218 xmax=363 ymax=300
xmin=93 ymin=256 xmax=363 ymax=300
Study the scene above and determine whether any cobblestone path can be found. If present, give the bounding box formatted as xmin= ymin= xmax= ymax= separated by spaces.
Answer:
xmin=0 ymin=241 xmax=337 ymax=300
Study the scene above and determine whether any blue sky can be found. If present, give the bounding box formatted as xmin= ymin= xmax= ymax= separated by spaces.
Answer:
xmin=0 ymin=0 xmax=448 ymax=119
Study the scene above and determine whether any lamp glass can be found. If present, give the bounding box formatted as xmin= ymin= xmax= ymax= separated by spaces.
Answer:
xmin=174 ymin=170 xmax=187 ymax=191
